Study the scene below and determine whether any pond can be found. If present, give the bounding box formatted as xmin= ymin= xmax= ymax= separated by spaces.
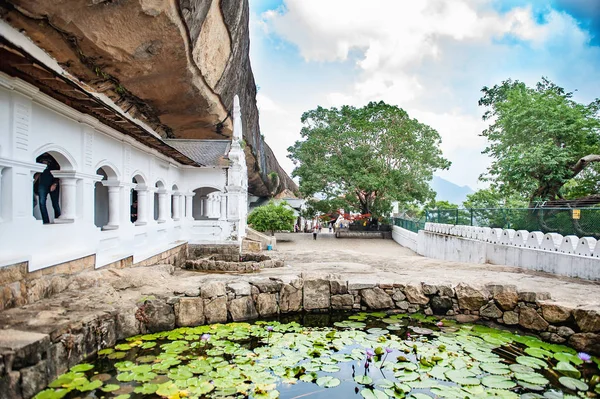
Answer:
xmin=35 ymin=312 xmax=599 ymax=399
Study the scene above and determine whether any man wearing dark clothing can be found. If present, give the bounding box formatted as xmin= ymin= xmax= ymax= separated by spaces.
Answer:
xmin=34 ymin=159 xmax=61 ymax=224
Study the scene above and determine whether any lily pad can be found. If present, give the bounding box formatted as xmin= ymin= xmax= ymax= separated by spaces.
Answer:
xmin=558 ymin=376 xmax=588 ymax=391
xmin=316 ymin=376 xmax=341 ymax=388
xmin=361 ymin=388 xmax=388 ymax=399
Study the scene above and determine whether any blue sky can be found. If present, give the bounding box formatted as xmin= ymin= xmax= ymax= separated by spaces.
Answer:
xmin=248 ymin=0 xmax=600 ymax=191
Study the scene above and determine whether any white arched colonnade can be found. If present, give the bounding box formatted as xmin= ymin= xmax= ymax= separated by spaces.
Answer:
xmin=0 ymin=72 xmax=248 ymax=271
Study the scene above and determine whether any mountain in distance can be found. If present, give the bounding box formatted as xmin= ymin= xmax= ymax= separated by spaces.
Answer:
xmin=431 ymin=176 xmax=474 ymax=205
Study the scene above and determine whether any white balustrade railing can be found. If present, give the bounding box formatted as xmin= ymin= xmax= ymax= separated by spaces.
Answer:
xmin=422 ymin=221 xmax=599 ymax=257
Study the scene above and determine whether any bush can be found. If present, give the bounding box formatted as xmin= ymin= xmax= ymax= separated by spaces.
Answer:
xmin=247 ymin=201 xmax=296 ymax=236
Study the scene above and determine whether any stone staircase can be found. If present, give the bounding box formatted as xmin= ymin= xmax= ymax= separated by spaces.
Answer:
xmin=243 ymin=227 xmax=277 ymax=252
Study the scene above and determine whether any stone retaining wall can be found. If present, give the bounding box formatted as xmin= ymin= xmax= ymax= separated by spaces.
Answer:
xmin=336 ymin=231 xmax=392 ymax=239
xmin=3 ymin=273 xmax=599 ymax=398
xmin=183 ymin=253 xmax=284 ymax=273
xmin=0 ymin=244 xmax=187 ymax=312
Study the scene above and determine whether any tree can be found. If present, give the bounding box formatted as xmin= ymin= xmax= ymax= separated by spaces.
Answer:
xmin=287 ymin=101 xmax=450 ymax=217
xmin=247 ymin=201 xmax=296 ymax=236
xmin=479 ymin=78 xmax=600 ymax=205
xmin=462 ymin=188 xmax=527 ymax=209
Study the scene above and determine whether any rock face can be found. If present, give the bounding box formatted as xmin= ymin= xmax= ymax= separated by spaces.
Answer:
xmin=0 ymin=0 xmax=296 ymax=197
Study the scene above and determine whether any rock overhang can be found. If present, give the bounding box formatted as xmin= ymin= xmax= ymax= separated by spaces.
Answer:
xmin=0 ymin=0 xmax=297 ymax=196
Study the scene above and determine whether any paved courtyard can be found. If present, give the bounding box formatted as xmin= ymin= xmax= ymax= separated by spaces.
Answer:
xmin=1 ymin=234 xmax=599 ymax=335
xmin=271 ymin=232 xmax=600 ymax=308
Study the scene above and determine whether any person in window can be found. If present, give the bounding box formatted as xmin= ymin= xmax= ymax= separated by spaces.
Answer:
xmin=35 ymin=157 xmax=61 ymax=224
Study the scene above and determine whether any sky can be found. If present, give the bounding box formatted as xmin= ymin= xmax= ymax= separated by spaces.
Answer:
xmin=248 ymin=0 xmax=600 ymax=190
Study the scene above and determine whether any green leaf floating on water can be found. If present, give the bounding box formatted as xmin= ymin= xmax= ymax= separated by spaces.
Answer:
xmin=100 ymin=384 xmax=120 ymax=392
xmin=33 ymin=389 xmax=70 ymax=399
xmin=481 ymin=375 xmax=517 ymax=389
xmin=316 ymin=376 xmax=341 ymax=388
xmin=524 ymin=347 xmax=553 ymax=359
xmin=361 ymin=388 xmax=389 ymax=399
xmin=134 ymin=383 xmax=159 ymax=394
xmin=354 ymin=375 xmax=374 ymax=385
xmin=554 ymin=361 xmax=581 ymax=378
xmin=70 ymin=363 xmax=94 ymax=372
xmin=516 ymin=355 xmax=547 ymax=369
xmin=558 ymin=376 xmax=588 ymax=391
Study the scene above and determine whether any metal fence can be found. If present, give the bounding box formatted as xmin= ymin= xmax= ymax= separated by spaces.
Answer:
xmin=392 ymin=215 xmax=425 ymax=233
xmin=393 ymin=207 xmax=600 ymax=238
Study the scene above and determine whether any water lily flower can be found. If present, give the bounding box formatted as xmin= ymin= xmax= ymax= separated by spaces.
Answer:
xmin=366 ymin=349 xmax=375 ymax=357
xmin=577 ymin=352 xmax=591 ymax=362
xmin=436 ymin=321 xmax=444 ymax=327
xmin=385 ymin=347 xmax=393 ymax=353
xmin=201 ymin=334 xmax=211 ymax=341
xmin=266 ymin=326 xmax=274 ymax=332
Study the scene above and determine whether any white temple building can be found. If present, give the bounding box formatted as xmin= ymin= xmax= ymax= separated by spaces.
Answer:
xmin=0 ymin=21 xmax=248 ymax=272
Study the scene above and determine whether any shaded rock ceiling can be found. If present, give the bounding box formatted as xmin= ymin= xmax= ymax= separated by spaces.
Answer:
xmin=0 ymin=0 xmax=297 ymax=197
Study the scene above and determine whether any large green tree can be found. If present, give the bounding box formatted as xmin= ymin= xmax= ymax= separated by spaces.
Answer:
xmin=287 ymin=101 xmax=450 ymax=216
xmin=479 ymin=78 xmax=600 ymax=205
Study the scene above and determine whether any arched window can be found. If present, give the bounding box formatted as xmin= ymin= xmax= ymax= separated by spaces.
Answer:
xmin=131 ymin=174 xmax=148 ymax=225
xmin=94 ymin=166 xmax=119 ymax=230
xmin=192 ymin=187 xmax=220 ymax=220
xmin=33 ymin=148 xmax=78 ymax=224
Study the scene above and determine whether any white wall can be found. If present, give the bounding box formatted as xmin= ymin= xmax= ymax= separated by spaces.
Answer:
xmin=392 ymin=222 xmax=600 ymax=281
xmin=0 ymin=73 xmax=247 ymax=271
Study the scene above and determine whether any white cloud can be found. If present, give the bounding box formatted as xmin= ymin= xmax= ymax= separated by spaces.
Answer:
xmin=254 ymin=0 xmax=595 ymax=189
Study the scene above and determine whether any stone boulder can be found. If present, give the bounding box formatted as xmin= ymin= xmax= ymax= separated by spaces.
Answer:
xmin=480 ymin=303 xmax=503 ymax=319
xmin=303 ymin=279 xmax=330 ymax=310
xmin=493 ymin=290 xmax=518 ymax=311
xmin=204 ymin=296 xmax=228 ymax=324
xmin=430 ymin=296 xmax=453 ymax=315
xmin=519 ymin=307 xmax=549 ymax=332
xmin=503 ymin=311 xmax=519 ymax=325
xmin=201 ymin=282 xmax=226 ymax=299
xmin=404 ymin=285 xmax=429 ymax=305
xmin=331 ymin=294 xmax=354 ymax=310
xmin=175 ymin=297 xmax=205 ymax=327
xmin=569 ymin=333 xmax=600 ymax=355
xmin=540 ymin=302 xmax=571 ymax=324
xmin=361 ymin=287 xmax=394 ymax=309
xmin=573 ymin=309 xmax=600 ymax=333
xmin=228 ymin=296 xmax=258 ymax=321
xmin=280 ymin=283 xmax=302 ymax=313
xmin=256 ymin=293 xmax=278 ymax=316
xmin=455 ymin=284 xmax=489 ymax=311
xmin=144 ymin=300 xmax=175 ymax=332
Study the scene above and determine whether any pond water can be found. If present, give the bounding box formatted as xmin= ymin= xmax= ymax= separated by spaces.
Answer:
xmin=35 ymin=312 xmax=599 ymax=399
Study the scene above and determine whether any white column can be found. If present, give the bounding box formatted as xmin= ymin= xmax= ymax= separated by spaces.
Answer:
xmin=55 ymin=177 xmax=77 ymax=222
xmin=104 ymin=184 xmax=121 ymax=230
xmin=185 ymin=192 xmax=195 ymax=220
xmin=219 ymin=193 xmax=227 ymax=221
xmin=136 ymin=188 xmax=148 ymax=225
xmin=157 ymin=190 xmax=167 ymax=223
xmin=172 ymin=193 xmax=181 ymax=221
